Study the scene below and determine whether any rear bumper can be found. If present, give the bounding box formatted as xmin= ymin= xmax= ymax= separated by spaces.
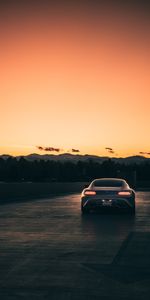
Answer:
xmin=81 ymin=196 xmax=135 ymax=210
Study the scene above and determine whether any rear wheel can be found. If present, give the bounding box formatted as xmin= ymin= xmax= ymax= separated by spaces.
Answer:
xmin=81 ymin=205 xmax=90 ymax=214
xmin=128 ymin=205 xmax=135 ymax=215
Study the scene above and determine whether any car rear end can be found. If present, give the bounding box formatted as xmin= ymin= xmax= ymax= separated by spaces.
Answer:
xmin=81 ymin=179 xmax=135 ymax=214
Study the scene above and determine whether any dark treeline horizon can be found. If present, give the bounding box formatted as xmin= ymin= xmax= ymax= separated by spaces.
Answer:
xmin=0 ymin=156 xmax=150 ymax=187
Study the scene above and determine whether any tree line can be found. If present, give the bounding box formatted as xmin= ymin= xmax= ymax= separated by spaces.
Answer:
xmin=0 ymin=157 xmax=150 ymax=186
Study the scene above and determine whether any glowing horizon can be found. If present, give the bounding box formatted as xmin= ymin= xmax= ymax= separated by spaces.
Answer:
xmin=1 ymin=144 xmax=150 ymax=159
xmin=0 ymin=2 xmax=150 ymax=158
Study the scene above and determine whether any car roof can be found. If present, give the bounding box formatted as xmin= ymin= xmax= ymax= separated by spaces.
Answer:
xmin=90 ymin=178 xmax=128 ymax=186
xmin=92 ymin=178 xmax=126 ymax=182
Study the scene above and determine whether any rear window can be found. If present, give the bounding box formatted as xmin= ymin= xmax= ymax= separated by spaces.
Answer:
xmin=93 ymin=180 xmax=124 ymax=187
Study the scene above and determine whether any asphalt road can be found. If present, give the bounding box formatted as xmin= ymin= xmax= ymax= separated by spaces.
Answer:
xmin=0 ymin=192 xmax=150 ymax=300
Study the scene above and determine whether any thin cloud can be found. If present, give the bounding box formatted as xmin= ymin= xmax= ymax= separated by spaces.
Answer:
xmin=105 ymin=147 xmax=113 ymax=151
xmin=36 ymin=146 xmax=61 ymax=152
xmin=105 ymin=147 xmax=116 ymax=155
xmin=72 ymin=149 xmax=80 ymax=153
xmin=37 ymin=146 xmax=80 ymax=153
xmin=139 ymin=151 xmax=150 ymax=155
xmin=37 ymin=146 xmax=43 ymax=151
xmin=108 ymin=150 xmax=115 ymax=154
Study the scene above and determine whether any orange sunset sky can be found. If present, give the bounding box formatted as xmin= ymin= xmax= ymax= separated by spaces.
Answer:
xmin=0 ymin=1 xmax=150 ymax=157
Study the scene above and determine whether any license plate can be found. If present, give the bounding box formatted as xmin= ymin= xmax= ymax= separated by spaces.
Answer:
xmin=102 ymin=200 xmax=112 ymax=206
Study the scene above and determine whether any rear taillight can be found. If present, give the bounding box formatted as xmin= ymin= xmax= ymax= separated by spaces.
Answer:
xmin=118 ymin=191 xmax=131 ymax=196
xmin=84 ymin=190 xmax=96 ymax=196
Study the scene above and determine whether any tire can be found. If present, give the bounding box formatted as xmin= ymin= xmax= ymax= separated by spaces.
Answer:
xmin=128 ymin=205 xmax=135 ymax=215
xmin=81 ymin=205 xmax=90 ymax=214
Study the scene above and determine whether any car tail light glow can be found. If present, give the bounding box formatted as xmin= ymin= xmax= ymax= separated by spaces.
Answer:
xmin=84 ymin=190 xmax=96 ymax=196
xmin=118 ymin=191 xmax=131 ymax=196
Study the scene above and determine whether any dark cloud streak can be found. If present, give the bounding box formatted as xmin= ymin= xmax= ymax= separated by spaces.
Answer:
xmin=71 ymin=149 xmax=80 ymax=153
xmin=105 ymin=147 xmax=116 ymax=155
xmin=108 ymin=150 xmax=115 ymax=154
xmin=37 ymin=146 xmax=61 ymax=152
xmin=139 ymin=151 xmax=150 ymax=155
xmin=36 ymin=146 xmax=80 ymax=153
xmin=105 ymin=147 xmax=113 ymax=151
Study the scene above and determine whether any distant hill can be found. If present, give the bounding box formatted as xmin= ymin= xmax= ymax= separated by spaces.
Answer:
xmin=0 ymin=153 xmax=150 ymax=165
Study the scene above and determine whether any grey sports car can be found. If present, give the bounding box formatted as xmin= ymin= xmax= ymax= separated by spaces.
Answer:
xmin=81 ymin=178 xmax=135 ymax=214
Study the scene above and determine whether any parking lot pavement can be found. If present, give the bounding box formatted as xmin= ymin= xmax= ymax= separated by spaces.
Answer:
xmin=0 ymin=192 xmax=150 ymax=299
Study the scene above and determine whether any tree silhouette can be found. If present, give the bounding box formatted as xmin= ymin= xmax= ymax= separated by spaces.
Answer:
xmin=0 ymin=156 xmax=149 ymax=186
